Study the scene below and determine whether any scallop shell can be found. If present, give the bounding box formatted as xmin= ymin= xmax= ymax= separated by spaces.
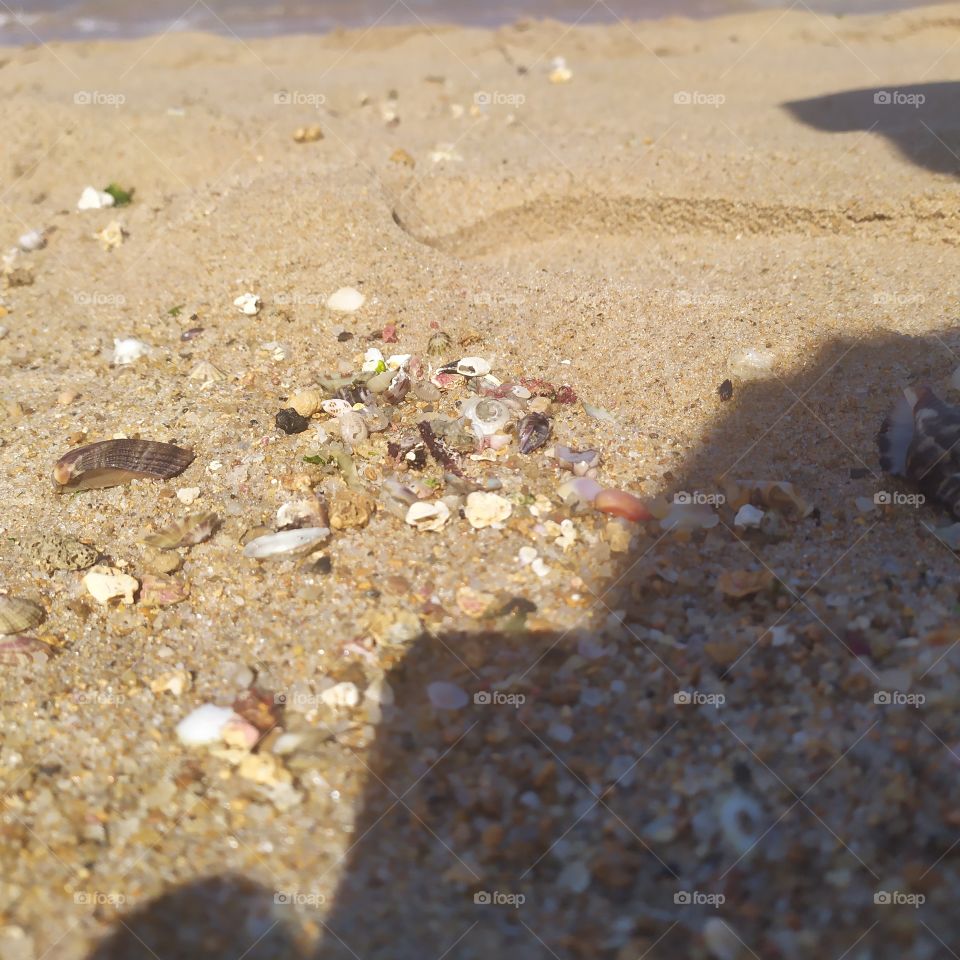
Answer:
xmin=142 ymin=511 xmax=219 ymax=550
xmin=53 ymin=439 xmax=195 ymax=492
xmin=0 ymin=597 xmax=44 ymax=635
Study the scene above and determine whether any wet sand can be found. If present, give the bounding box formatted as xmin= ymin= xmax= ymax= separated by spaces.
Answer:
xmin=2 ymin=5 xmax=960 ymax=959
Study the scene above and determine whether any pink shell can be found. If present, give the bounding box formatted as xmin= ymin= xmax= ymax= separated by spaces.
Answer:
xmin=594 ymin=489 xmax=653 ymax=522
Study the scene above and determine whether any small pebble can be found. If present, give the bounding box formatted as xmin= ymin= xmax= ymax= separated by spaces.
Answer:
xmin=234 ymin=292 xmax=261 ymax=315
xmin=176 ymin=704 xmax=237 ymax=745
xmin=276 ymin=407 xmax=310 ymax=434
xmin=326 ymin=287 xmax=365 ymax=313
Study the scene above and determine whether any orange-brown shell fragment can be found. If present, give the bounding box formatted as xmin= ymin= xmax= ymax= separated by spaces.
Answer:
xmin=53 ymin=440 xmax=194 ymax=492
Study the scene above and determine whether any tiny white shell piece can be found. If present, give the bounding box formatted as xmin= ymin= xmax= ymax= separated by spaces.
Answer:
xmin=405 ymin=500 xmax=451 ymax=531
xmin=83 ymin=565 xmax=139 ymax=605
xmin=233 ymin=292 xmax=261 ymax=315
xmin=320 ymin=681 xmax=360 ymax=709
xmin=242 ymin=527 xmax=330 ymax=558
xmin=464 ymin=491 xmax=512 ymax=529
xmin=386 ymin=354 xmax=411 ymax=370
xmin=362 ymin=347 xmax=385 ymax=372
xmin=18 ymin=229 xmax=46 ymax=252
xmin=733 ymin=504 xmax=765 ymax=528
xmin=77 ymin=186 xmax=115 ymax=210
xmin=112 ymin=337 xmax=150 ymax=365
xmin=176 ymin=704 xmax=237 ymax=745
xmin=325 ymin=286 xmax=365 ymax=313
xmin=558 ymin=477 xmax=603 ymax=503
xmin=456 ymin=357 xmax=492 ymax=377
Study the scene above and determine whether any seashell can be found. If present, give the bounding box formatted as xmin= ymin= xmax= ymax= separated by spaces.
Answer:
xmin=233 ymin=292 xmax=261 ymax=315
xmin=243 ymin=527 xmax=330 ymax=559
xmin=455 ymin=357 xmax=491 ymax=378
xmin=518 ymin=412 xmax=552 ymax=454
xmin=113 ymin=337 xmax=150 ymax=365
xmin=321 ymin=398 xmax=353 ymax=416
xmin=276 ymin=497 xmax=328 ymax=530
xmin=0 ymin=635 xmax=52 ymax=666
xmin=21 ymin=533 xmax=98 ymax=572
xmin=83 ymin=566 xmax=139 ymax=605
xmin=558 ymin=477 xmax=603 ymax=504
xmin=288 ymin=389 xmax=321 ymax=417
xmin=189 ymin=361 xmax=227 ymax=383
xmin=18 ymin=229 xmax=46 ymax=252
xmin=139 ymin=574 xmax=189 ymax=607
xmin=366 ymin=369 xmax=394 ymax=393
xmin=582 ymin=401 xmax=616 ymax=423
xmin=551 ymin=445 xmax=601 ymax=475
xmin=176 ymin=703 xmax=237 ymax=745
xmin=594 ymin=489 xmax=653 ymax=522
xmin=386 ymin=354 xmax=411 ymax=370
xmin=878 ymin=385 xmax=960 ymax=518
xmin=0 ymin=597 xmax=44 ymax=635
xmin=362 ymin=348 xmax=386 ymax=373
xmin=53 ymin=439 xmax=195 ymax=492
xmin=325 ymin=286 xmax=365 ymax=313
xmin=338 ymin=410 xmax=369 ymax=446
xmin=733 ymin=504 xmax=764 ymax=528
xmin=360 ymin=405 xmax=390 ymax=433
xmin=461 ymin=398 xmax=510 ymax=438
xmin=142 ymin=511 xmax=219 ymax=550
xmin=77 ymin=186 xmax=115 ymax=210
xmin=96 ymin=220 xmax=125 ymax=251
xmin=464 ymin=491 xmax=512 ymax=529
xmin=384 ymin=370 xmax=411 ymax=404
xmin=405 ymin=500 xmax=451 ymax=531
xmin=426 ymin=331 xmax=452 ymax=356
xmin=660 ymin=501 xmax=719 ymax=531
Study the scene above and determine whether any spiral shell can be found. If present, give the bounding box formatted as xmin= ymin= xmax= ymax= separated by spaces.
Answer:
xmin=289 ymin=389 xmax=322 ymax=418
xmin=338 ymin=410 xmax=369 ymax=446
xmin=0 ymin=597 xmax=44 ymax=635
xmin=53 ymin=439 xmax=194 ymax=492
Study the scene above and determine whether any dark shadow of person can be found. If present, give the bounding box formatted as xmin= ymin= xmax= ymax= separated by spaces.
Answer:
xmin=783 ymin=82 xmax=960 ymax=177
xmin=85 ymin=328 xmax=960 ymax=960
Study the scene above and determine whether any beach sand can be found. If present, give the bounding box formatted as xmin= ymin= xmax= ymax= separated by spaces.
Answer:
xmin=2 ymin=5 xmax=960 ymax=959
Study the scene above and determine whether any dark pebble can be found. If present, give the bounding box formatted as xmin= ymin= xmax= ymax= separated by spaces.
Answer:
xmin=717 ymin=378 xmax=734 ymax=401
xmin=337 ymin=331 xmax=354 ymax=343
xmin=180 ymin=327 xmax=204 ymax=342
xmin=275 ymin=407 xmax=310 ymax=435
xmin=849 ymin=468 xmax=870 ymax=479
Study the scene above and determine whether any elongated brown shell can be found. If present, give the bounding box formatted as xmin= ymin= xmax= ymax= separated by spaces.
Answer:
xmin=142 ymin=511 xmax=219 ymax=550
xmin=0 ymin=597 xmax=44 ymax=635
xmin=53 ymin=440 xmax=195 ymax=492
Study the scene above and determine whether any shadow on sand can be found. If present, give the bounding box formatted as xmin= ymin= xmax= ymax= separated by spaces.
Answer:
xmin=86 ymin=328 xmax=960 ymax=960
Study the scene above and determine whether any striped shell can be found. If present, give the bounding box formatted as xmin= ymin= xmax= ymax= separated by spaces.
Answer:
xmin=53 ymin=439 xmax=195 ymax=492
xmin=879 ymin=386 xmax=960 ymax=516
xmin=142 ymin=511 xmax=219 ymax=550
xmin=0 ymin=597 xmax=44 ymax=635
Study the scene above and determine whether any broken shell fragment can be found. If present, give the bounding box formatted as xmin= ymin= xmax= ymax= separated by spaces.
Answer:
xmin=464 ymin=491 xmax=512 ymax=529
xmin=455 ymin=357 xmax=491 ymax=378
xmin=53 ymin=439 xmax=195 ymax=492
xmin=0 ymin=597 xmax=44 ymax=635
xmin=243 ymin=527 xmax=330 ymax=559
xmin=83 ymin=565 xmax=139 ymax=605
xmin=551 ymin=445 xmax=601 ymax=475
xmin=233 ymin=292 xmax=261 ymax=315
xmin=142 ymin=511 xmax=219 ymax=550
xmin=21 ymin=533 xmax=98 ymax=572
xmin=594 ymin=489 xmax=653 ymax=522
xmin=325 ymin=286 xmax=365 ymax=313
xmin=112 ymin=337 xmax=150 ymax=365
xmin=405 ymin=500 xmax=451 ymax=531
xmin=518 ymin=412 xmax=552 ymax=454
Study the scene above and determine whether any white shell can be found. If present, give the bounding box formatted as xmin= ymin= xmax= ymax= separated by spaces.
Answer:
xmin=405 ymin=500 xmax=451 ymax=531
xmin=558 ymin=477 xmax=603 ymax=503
xmin=83 ymin=565 xmax=139 ymax=605
xmin=233 ymin=292 xmax=261 ymax=315
xmin=77 ymin=186 xmax=115 ymax=210
xmin=456 ymin=357 xmax=491 ymax=378
xmin=362 ymin=347 xmax=385 ymax=372
xmin=338 ymin=410 xmax=368 ymax=446
xmin=733 ymin=504 xmax=765 ymax=528
xmin=325 ymin=286 xmax=365 ymax=313
xmin=464 ymin=491 xmax=512 ymax=529
xmin=242 ymin=527 xmax=330 ymax=558
xmin=18 ymin=229 xmax=45 ymax=252
xmin=176 ymin=704 xmax=237 ymax=745
xmin=461 ymin=397 xmax=510 ymax=437
xmin=321 ymin=399 xmax=352 ymax=416
xmin=320 ymin=681 xmax=360 ymax=709
xmin=112 ymin=337 xmax=150 ymax=365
